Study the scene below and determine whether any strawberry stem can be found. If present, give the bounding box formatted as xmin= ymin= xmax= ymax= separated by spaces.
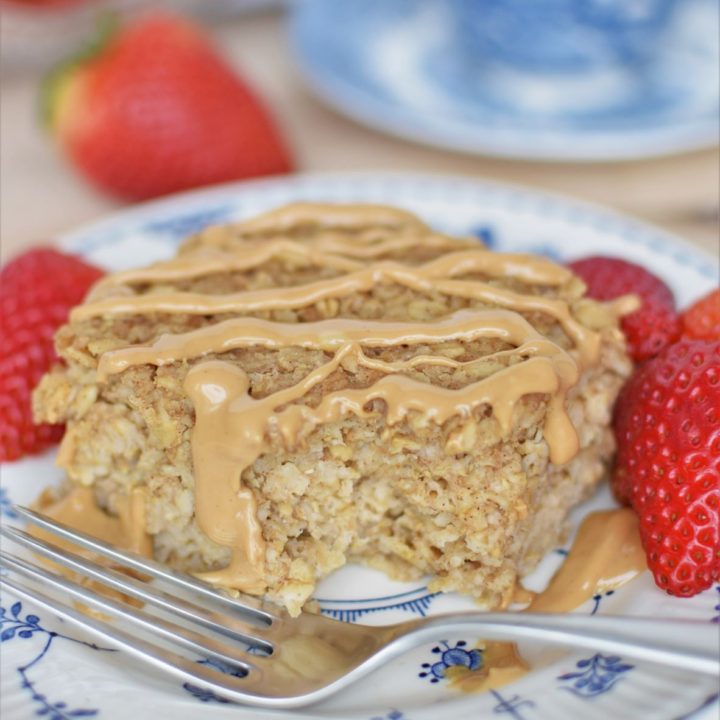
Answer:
xmin=40 ymin=12 xmax=119 ymax=131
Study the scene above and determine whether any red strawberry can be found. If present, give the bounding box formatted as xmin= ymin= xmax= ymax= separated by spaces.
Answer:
xmin=44 ymin=13 xmax=293 ymax=201
xmin=613 ymin=338 xmax=720 ymax=597
xmin=681 ymin=289 xmax=720 ymax=341
xmin=0 ymin=248 xmax=103 ymax=462
xmin=568 ymin=256 xmax=681 ymax=361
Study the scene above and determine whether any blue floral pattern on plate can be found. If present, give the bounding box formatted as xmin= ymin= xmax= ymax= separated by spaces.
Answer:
xmin=470 ymin=225 xmax=563 ymax=261
xmin=0 ymin=486 xmax=19 ymax=520
xmin=317 ymin=587 xmax=441 ymax=623
xmin=489 ymin=690 xmax=536 ymax=719
xmin=0 ymin=602 xmax=114 ymax=718
xmin=369 ymin=711 xmax=408 ymax=720
xmin=142 ymin=205 xmax=235 ymax=242
xmin=182 ymin=658 xmax=245 ymax=705
xmin=418 ymin=640 xmax=483 ymax=683
xmin=557 ymin=654 xmax=634 ymax=697
xmin=590 ymin=590 xmax=616 ymax=615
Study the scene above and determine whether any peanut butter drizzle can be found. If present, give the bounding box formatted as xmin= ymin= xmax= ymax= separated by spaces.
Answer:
xmin=88 ymin=241 xmax=364 ymax=295
xmin=31 ymin=487 xmax=151 ymax=619
xmin=220 ymin=202 xmax=433 ymax=236
xmin=305 ymin=233 xmax=477 ymax=259
xmin=94 ymin=233 xmax=482 ymax=298
xmin=446 ymin=641 xmax=530 ymax=694
xmin=34 ymin=486 xmax=152 ymax=558
xmin=89 ymin=243 xmax=567 ymax=297
xmin=510 ymin=583 xmax=537 ymax=605
xmin=183 ymin=203 xmax=480 ymax=260
xmin=96 ymin=308 xmax=579 ymax=378
xmin=527 ymin=508 xmax=647 ymax=613
xmin=447 ymin=508 xmax=648 ymax=694
xmin=77 ymin=275 xmax=595 ymax=369
xmin=73 ymin=253 xmax=588 ymax=364
xmin=608 ymin=293 xmax=642 ymax=318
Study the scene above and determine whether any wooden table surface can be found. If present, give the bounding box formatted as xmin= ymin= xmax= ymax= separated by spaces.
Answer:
xmin=2 ymin=9 xmax=719 ymax=263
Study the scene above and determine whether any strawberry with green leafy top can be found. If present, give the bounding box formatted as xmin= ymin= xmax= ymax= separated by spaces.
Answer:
xmin=44 ymin=13 xmax=293 ymax=201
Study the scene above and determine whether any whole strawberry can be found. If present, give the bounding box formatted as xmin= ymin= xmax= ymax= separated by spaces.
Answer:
xmin=613 ymin=338 xmax=720 ymax=597
xmin=681 ymin=288 xmax=720 ymax=341
xmin=45 ymin=14 xmax=293 ymax=201
xmin=0 ymin=248 xmax=103 ymax=461
xmin=568 ymin=256 xmax=680 ymax=361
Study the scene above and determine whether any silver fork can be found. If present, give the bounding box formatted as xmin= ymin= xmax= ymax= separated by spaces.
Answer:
xmin=0 ymin=507 xmax=717 ymax=710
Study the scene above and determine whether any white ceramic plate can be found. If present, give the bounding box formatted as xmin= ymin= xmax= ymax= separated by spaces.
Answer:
xmin=1 ymin=173 xmax=718 ymax=720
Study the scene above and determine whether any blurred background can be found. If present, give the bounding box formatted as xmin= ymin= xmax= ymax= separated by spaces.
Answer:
xmin=1 ymin=0 xmax=718 ymax=261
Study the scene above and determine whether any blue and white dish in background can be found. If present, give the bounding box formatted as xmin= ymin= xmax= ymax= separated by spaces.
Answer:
xmin=290 ymin=0 xmax=719 ymax=161
xmin=1 ymin=174 xmax=718 ymax=720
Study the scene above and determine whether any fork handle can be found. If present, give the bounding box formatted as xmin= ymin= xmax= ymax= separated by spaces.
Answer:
xmin=403 ymin=612 xmax=719 ymax=675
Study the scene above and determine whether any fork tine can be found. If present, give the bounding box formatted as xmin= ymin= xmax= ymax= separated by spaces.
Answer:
xmin=12 ymin=505 xmax=276 ymax=624
xmin=0 ymin=525 xmax=274 ymax=652
xmin=0 ymin=550 xmax=253 ymax=674
xmin=0 ymin=572 xmax=269 ymax=706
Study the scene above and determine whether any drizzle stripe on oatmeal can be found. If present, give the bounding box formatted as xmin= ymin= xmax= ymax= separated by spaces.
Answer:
xmin=88 ymin=246 xmax=570 ymax=295
xmin=74 ymin=254 xmax=585 ymax=360
xmin=88 ymin=241 xmax=364 ymax=295
xmin=96 ymin=309 xmax=578 ymax=377
xmin=225 ymin=202 xmax=433 ymax=235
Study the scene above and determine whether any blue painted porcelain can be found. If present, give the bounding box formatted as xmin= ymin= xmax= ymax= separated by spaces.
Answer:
xmin=0 ymin=486 xmax=19 ymax=520
xmin=369 ymin=711 xmax=407 ymax=720
xmin=291 ymin=0 xmax=719 ymax=160
xmin=317 ymin=587 xmax=441 ymax=623
xmin=0 ymin=601 xmax=113 ymax=718
xmin=418 ymin=640 xmax=483 ymax=683
xmin=488 ymin=690 xmax=536 ymax=719
xmin=557 ymin=654 xmax=634 ymax=697
xmin=450 ymin=0 xmax=679 ymax=71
